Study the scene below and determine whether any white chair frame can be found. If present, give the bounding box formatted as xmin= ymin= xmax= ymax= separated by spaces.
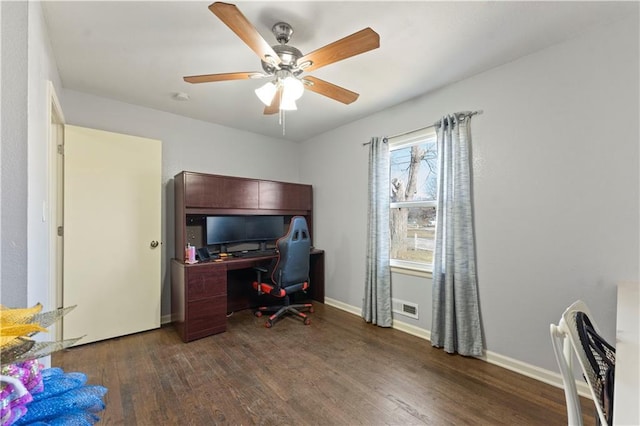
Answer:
xmin=550 ymin=300 xmax=611 ymax=426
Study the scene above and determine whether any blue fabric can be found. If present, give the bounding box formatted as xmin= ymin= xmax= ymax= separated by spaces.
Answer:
xmin=431 ymin=112 xmax=484 ymax=356
xmin=12 ymin=368 xmax=107 ymax=426
xmin=23 ymin=411 xmax=100 ymax=426
xmin=32 ymin=373 xmax=87 ymax=402
xmin=363 ymin=137 xmax=392 ymax=327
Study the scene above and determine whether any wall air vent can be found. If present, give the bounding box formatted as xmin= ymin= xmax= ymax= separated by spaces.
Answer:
xmin=392 ymin=298 xmax=419 ymax=320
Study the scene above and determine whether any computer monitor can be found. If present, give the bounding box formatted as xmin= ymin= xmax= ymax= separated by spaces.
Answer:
xmin=246 ymin=216 xmax=284 ymax=242
xmin=205 ymin=215 xmax=285 ymax=252
xmin=205 ymin=216 xmax=246 ymax=245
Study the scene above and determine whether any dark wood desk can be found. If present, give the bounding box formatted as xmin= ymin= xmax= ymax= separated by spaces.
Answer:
xmin=171 ymin=249 xmax=324 ymax=342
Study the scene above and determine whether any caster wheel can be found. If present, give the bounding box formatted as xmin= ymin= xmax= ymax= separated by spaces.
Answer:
xmin=309 ymin=307 xmax=315 ymax=313
xmin=265 ymin=321 xmax=272 ymax=328
xmin=255 ymin=311 xmax=262 ymax=318
xmin=304 ymin=318 xmax=311 ymax=325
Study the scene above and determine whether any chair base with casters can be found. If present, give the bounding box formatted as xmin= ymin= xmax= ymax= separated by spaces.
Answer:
xmin=252 ymin=266 xmax=314 ymax=328
xmin=550 ymin=300 xmax=616 ymax=426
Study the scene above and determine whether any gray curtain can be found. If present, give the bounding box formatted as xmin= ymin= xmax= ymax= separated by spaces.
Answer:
xmin=362 ymin=137 xmax=392 ymax=327
xmin=431 ymin=113 xmax=483 ymax=356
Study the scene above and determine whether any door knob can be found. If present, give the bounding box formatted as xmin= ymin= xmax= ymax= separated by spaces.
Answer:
xmin=150 ymin=240 xmax=159 ymax=248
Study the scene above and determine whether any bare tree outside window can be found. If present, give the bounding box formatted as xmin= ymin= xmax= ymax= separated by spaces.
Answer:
xmin=389 ymin=138 xmax=438 ymax=268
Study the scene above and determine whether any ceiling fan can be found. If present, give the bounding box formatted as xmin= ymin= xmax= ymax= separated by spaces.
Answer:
xmin=184 ymin=2 xmax=380 ymax=115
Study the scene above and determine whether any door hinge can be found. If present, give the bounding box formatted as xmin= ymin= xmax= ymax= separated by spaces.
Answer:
xmin=57 ymin=226 xmax=63 ymax=236
xmin=57 ymin=144 xmax=64 ymax=155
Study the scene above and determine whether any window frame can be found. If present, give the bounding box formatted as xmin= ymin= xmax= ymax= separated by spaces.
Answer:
xmin=388 ymin=127 xmax=438 ymax=275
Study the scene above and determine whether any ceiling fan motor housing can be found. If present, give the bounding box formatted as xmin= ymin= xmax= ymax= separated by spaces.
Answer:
xmin=272 ymin=22 xmax=294 ymax=44
xmin=261 ymin=22 xmax=303 ymax=75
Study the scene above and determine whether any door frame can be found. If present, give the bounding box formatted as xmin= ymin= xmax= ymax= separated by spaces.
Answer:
xmin=47 ymin=81 xmax=65 ymax=340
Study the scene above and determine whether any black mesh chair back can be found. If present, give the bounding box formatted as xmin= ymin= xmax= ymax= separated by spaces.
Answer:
xmin=576 ymin=311 xmax=616 ymax=425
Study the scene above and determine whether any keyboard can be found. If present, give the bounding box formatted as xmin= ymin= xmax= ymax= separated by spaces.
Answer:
xmin=233 ymin=250 xmax=276 ymax=258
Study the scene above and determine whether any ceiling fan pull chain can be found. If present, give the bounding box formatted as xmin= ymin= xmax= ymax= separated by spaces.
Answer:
xmin=281 ymin=110 xmax=286 ymax=136
xmin=278 ymin=88 xmax=286 ymax=135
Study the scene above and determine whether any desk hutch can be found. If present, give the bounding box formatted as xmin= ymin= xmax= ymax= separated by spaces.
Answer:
xmin=171 ymin=171 xmax=324 ymax=342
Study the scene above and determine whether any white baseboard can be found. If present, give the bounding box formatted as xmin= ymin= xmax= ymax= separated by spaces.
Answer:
xmin=480 ymin=349 xmax=591 ymax=398
xmin=392 ymin=318 xmax=431 ymax=341
xmin=323 ymin=298 xmax=591 ymax=399
xmin=161 ymin=314 xmax=172 ymax=325
xmin=325 ymin=297 xmax=362 ymax=316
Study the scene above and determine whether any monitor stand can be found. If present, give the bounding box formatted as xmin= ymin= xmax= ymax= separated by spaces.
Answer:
xmin=259 ymin=241 xmax=267 ymax=251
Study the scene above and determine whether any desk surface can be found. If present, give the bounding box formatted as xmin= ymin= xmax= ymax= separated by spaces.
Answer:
xmin=613 ymin=282 xmax=639 ymax=426
xmin=187 ymin=248 xmax=324 ymax=269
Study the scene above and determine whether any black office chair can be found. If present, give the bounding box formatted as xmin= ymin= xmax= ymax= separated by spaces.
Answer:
xmin=252 ymin=216 xmax=314 ymax=328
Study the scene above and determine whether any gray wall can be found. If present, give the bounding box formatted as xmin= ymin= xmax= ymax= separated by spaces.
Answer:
xmin=1 ymin=1 xmax=28 ymax=307
xmin=299 ymin=15 xmax=639 ymax=373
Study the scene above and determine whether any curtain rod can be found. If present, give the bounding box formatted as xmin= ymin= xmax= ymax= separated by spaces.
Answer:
xmin=362 ymin=110 xmax=482 ymax=146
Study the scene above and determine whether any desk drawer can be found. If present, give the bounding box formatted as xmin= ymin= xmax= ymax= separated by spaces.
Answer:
xmin=186 ymin=265 xmax=226 ymax=301
xmin=186 ymin=296 xmax=226 ymax=340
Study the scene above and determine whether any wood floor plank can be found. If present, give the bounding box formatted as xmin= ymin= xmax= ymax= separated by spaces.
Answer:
xmin=52 ymin=304 xmax=596 ymax=425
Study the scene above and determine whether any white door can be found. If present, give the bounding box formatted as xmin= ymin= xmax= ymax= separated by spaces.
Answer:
xmin=63 ymin=125 xmax=162 ymax=344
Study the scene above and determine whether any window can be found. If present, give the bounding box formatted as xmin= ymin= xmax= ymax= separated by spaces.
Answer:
xmin=389 ymin=127 xmax=438 ymax=272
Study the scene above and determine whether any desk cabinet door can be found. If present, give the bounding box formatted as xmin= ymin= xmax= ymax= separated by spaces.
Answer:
xmin=186 ymin=296 xmax=226 ymax=340
xmin=184 ymin=173 xmax=258 ymax=209
xmin=259 ymin=181 xmax=312 ymax=210
xmin=186 ymin=266 xmax=226 ymax=301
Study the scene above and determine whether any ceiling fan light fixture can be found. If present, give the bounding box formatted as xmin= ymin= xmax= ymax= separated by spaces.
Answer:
xmin=255 ymin=81 xmax=277 ymax=106
xmin=280 ymin=96 xmax=297 ymax=111
xmin=282 ymin=76 xmax=304 ymax=101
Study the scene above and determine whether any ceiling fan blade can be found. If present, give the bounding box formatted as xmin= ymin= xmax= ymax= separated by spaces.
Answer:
xmin=209 ymin=2 xmax=282 ymax=67
xmin=183 ymin=72 xmax=264 ymax=84
xmin=297 ymin=28 xmax=379 ymax=72
xmin=264 ymin=87 xmax=282 ymax=115
xmin=303 ymin=76 xmax=359 ymax=104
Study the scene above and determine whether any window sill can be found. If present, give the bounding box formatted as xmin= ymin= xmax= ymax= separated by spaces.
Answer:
xmin=390 ymin=263 xmax=433 ymax=279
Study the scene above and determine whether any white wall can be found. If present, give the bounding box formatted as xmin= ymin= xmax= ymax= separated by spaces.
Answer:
xmin=26 ymin=1 xmax=65 ymax=311
xmin=300 ymin=15 xmax=639 ymax=373
xmin=1 ymin=2 xmax=63 ymax=310
xmin=0 ymin=0 xmax=3 ymax=304
xmin=60 ymin=90 xmax=302 ymax=316
xmin=1 ymin=1 xmax=29 ymax=307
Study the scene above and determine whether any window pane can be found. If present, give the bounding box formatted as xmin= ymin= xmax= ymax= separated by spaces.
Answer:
xmin=390 ymin=206 xmax=436 ymax=264
xmin=390 ymin=142 xmax=437 ymax=202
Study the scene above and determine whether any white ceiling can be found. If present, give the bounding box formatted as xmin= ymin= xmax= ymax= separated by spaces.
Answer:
xmin=41 ymin=1 xmax=634 ymax=142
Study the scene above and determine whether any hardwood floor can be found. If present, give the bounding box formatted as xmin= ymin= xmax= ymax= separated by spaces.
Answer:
xmin=52 ymin=303 xmax=596 ymax=425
